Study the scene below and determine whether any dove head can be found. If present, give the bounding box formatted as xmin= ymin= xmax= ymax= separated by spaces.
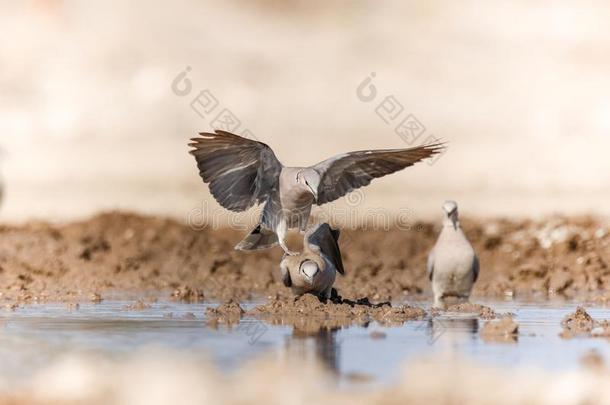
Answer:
xmin=296 ymin=169 xmax=320 ymax=202
xmin=442 ymin=200 xmax=460 ymax=230
xmin=299 ymin=259 xmax=320 ymax=284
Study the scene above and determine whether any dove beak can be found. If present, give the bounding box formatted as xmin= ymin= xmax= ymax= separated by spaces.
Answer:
xmin=448 ymin=211 xmax=458 ymax=230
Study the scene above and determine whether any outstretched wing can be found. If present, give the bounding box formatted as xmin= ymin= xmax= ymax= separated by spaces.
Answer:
xmin=306 ymin=223 xmax=345 ymax=275
xmin=313 ymin=143 xmax=445 ymax=205
xmin=189 ymin=130 xmax=282 ymax=212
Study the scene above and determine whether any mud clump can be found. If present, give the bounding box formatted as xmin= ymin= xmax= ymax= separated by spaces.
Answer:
xmin=206 ymin=299 xmax=245 ymax=326
xmin=560 ymin=306 xmax=610 ymax=339
xmin=480 ymin=317 xmax=519 ymax=343
xmin=248 ymin=294 xmax=426 ymax=329
xmin=443 ymin=303 xmax=498 ymax=319
xmin=561 ymin=306 xmax=595 ymax=335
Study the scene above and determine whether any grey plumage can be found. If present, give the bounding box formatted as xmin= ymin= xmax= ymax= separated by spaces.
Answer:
xmin=189 ymin=130 xmax=444 ymax=254
xmin=280 ymin=223 xmax=344 ymax=299
xmin=188 ymin=131 xmax=282 ymax=212
xmin=427 ymin=201 xmax=479 ymax=308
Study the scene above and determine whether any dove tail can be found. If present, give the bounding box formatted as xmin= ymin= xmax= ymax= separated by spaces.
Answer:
xmin=234 ymin=224 xmax=279 ymax=251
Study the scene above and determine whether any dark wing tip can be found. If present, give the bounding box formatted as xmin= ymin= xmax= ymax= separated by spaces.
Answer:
xmin=330 ymin=227 xmax=340 ymax=242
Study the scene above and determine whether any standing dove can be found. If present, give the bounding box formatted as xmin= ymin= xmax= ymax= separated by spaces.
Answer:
xmin=189 ymin=130 xmax=444 ymax=254
xmin=279 ymin=223 xmax=344 ymax=299
xmin=427 ymin=201 xmax=479 ymax=308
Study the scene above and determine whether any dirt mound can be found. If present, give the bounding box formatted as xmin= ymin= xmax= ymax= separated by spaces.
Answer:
xmin=442 ymin=302 xmax=498 ymax=319
xmin=206 ymin=299 xmax=245 ymax=325
xmin=0 ymin=212 xmax=608 ymax=304
xmin=247 ymin=294 xmax=426 ymax=328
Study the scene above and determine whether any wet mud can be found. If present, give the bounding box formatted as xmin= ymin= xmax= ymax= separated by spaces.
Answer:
xmin=0 ymin=212 xmax=608 ymax=308
xmin=247 ymin=294 xmax=426 ymax=328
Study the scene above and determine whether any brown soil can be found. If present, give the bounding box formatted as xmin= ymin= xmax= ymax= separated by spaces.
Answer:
xmin=0 ymin=212 xmax=608 ymax=305
xmin=441 ymin=303 xmax=499 ymax=319
xmin=206 ymin=299 xmax=245 ymax=326
xmin=246 ymin=294 xmax=426 ymax=328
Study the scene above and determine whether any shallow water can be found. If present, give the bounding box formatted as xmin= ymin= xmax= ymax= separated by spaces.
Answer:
xmin=0 ymin=300 xmax=608 ymax=386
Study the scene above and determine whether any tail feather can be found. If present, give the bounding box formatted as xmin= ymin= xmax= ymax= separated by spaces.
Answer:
xmin=234 ymin=225 xmax=279 ymax=251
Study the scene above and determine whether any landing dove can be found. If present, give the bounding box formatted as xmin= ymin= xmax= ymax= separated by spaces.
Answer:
xmin=189 ymin=130 xmax=444 ymax=254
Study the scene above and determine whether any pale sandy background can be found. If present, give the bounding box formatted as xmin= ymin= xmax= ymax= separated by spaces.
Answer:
xmin=1 ymin=0 xmax=610 ymax=224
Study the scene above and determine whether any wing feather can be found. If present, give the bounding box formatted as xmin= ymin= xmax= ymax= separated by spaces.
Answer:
xmin=189 ymin=130 xmax=282 ymax=212
xmin=313 ymin=143 xmax=445 ymax=205
xmin=306 ymin=223 xmax=345 ymax=275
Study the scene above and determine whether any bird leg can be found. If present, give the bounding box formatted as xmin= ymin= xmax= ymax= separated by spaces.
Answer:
xmin=433 ymin=295 xmax=446 ymax=310
xmin=280 ymin=241 xmax=298 ymax=256
xmin=322 ymin=285 xmax=333 ymax=301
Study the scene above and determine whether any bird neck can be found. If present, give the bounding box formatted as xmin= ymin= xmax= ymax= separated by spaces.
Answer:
xmin=442 ymin=217 xmax=460 ymax=230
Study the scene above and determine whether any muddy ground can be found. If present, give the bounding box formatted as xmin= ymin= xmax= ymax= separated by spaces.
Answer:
xmin=0 ymin=212 xmax=608 ymax=306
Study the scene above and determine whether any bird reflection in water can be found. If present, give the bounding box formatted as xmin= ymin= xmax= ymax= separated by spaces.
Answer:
xmin=424 ymin=317 xmax=479 ymax=345
xmin=284 ymin=326 xmax=340 ymax=372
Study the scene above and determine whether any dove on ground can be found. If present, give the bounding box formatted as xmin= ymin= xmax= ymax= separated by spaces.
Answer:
xmin=189 ymin=130 xmax=444 ymax=255
xmin=279 ymin=223 xmax=344 ymax=299
xmin=427 ymin=201 xmax=479 ymax=308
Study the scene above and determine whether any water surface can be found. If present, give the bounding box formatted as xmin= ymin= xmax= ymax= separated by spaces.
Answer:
xmin=0 ymin=300 xmax=607 ymax=386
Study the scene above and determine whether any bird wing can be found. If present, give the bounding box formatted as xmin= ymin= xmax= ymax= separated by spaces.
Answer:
xmin=306 ymin=223 xmax=345 ymax=275
xmin=189 ymin=130 xmax=282 ymax=212
xmin=472 ymin=254 xmax=480 ymax=283
xmin=312 ymin=143 xmax=445 ymax=205
xmin=427 ymin=248 xmax=435 ymax=281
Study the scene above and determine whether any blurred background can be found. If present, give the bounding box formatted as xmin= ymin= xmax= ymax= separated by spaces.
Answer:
xmin=2 ymin=0 xmax=610 ymax=223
